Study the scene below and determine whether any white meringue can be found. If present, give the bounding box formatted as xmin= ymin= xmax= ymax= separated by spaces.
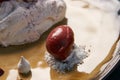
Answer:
xmin=18 ymin=56 xmax=31 ymax=74
xmin=0 ymin=0 xmax=66 ymax=46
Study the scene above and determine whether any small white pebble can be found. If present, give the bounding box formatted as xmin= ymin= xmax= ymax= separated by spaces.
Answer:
xmin=18 ymin=56 xmax=31 ymax=74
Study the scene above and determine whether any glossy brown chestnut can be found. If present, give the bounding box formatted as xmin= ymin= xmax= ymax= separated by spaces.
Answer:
xmin=46 ymin=25 xmax=74 ymax=61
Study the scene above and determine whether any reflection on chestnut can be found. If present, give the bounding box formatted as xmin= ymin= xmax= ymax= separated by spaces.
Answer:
xmin=46 ymin=25 xmax=74 ymax=61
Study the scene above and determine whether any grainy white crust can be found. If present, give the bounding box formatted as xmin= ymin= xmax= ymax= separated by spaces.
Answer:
xmin=0 ymin=0 xmax=66 ymax=46
xmin=45 ymin=44 xmax=88 ymax=73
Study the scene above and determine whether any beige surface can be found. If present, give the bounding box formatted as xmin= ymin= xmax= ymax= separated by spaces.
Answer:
xmin=64 ymin=0 xmax=119 ymax=73
xmin=0 ymin=0 xmax=120 ymax=80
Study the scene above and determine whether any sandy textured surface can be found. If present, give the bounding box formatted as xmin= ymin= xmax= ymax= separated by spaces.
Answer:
xmin=0 ymin=0 xmax=120 ymax=80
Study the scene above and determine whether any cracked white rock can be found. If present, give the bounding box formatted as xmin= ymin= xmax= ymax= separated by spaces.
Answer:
xmin=18 ymin=56 xmax=31 ymax=74
xmin=0 ymin=0 xmax=66 ymax=46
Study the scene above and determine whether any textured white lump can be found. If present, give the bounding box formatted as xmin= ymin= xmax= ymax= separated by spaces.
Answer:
xmin=45 ymin=44 xmax=88 ymax=73
xmin=0 ymin=0 xmax=66 ymax=46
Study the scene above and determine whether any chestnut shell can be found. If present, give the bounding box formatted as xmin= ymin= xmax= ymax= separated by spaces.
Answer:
xmin=46 ymin=25 xmax=74 ymax=61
